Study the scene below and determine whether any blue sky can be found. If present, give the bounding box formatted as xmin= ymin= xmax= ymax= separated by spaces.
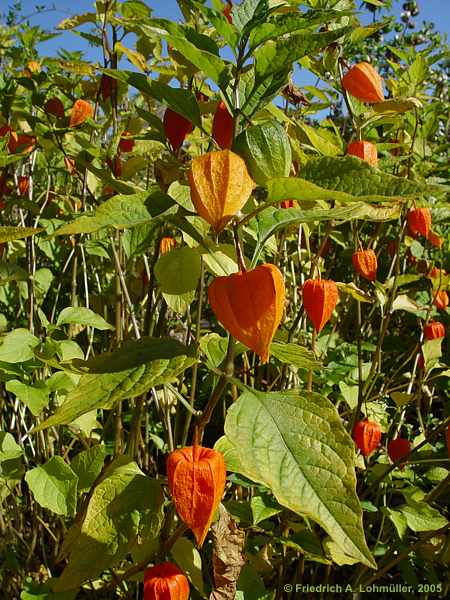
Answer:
xmin=10 ymin=0 xmax=449 ymax=63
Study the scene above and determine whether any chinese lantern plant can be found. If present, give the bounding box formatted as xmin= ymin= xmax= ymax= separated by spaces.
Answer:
xmin=1 ymin=0 xmax=449 ymax=597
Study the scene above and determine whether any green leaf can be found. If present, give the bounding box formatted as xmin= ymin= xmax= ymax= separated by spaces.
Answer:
xmin=57 ymin=12 xmax=97 ymax=29
xmin=371 ymin=97 xmax=422 ymax=114
xmin=390 ymin=392 xmax=414 ymax=408
xmin=56 ymin=307 xmax=114 ymax=331
xmin=392 ymin=294 xmax=425 ymax=316
xmin=25 ymin=457 xmax=78 ymax=517
xmin=71 ymin=445 xmax=107 ymax=492
xmin=201 ymin=244 xmax=240 ymax=276
xmin=233 ymin=119 xmax=292 ymax=185
xmin=251 ymin=203 xmax=399 ymax=265
xmin=53 ymin=189 xmax=173 ymax=236
xmin=251 ymin=494 xmax=282 ymax=524
xmin=20 ymin=580 xmax=77 ymax=600
xmin=121 ymin=0 xmax=151 ymax=19
xmin=32 ymin=337 xmax=197 ymax=431
xmin=236 ymin=564 xmax=269 ymax=600
xmin=161 ymin=33 xmax=228 ymax=87
xmin=383 ymin=507 xmax=407 ymax=539
xmin=336 ymin=282 xmax=374 ymax=304
xmin=0 ymin=328 xmax=40 ymax=363
xmin=52 ymin=457 xmax=164 ymax=592
xmin=323 ymin=538 xmax=360 ymax=566
xmin=300 ymin=156 xmax=437 ymax=198
xmin=154 ymin=246 xmax=201 ymax=295
xmin=171 ymin=537 xmax=205 ymax=596
xmin=114 ymin=41 xmax=147 ymax=72
xmin=249 ymin=10 xmax=343 ymax=50
xmin=399 ymin=502 xmax=448 ymax=533
xmin=216 ymin=387 xmax=376 ymax=568
xmin=0 ymin=431 xmax=23 ymax=462
xmin=266 ymin=176 xmax=404 ymax=205
xmin=103 ymin=70 xmax=202 ymax=129
xmin=232 ymin=0 xmax=269 ymax=34
xmin=270 ymin=341 xmax=320 ymax=370
xmin=0 ymin=432 xmax=24 ymax=483
xmin=5 ymin=380 xmax=50 ymax=416
xmin=0 ymin=226 xmax=43 ymax=243
xmin=422 ymin=337 xmax=443 ymax=368
xmin=244 ymin=27 xmax=350 ymax=117
xmin=295 ymin=122 xmax=342 ymax=156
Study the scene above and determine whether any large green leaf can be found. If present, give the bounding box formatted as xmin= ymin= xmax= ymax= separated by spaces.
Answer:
xmin=52 ymin=457 xmax=164 ymax=592
xmin=266 ymin=176 xmax=409 ymax=205
xmin=53 ymin=189 xmax=173 ymax=236
xmin=248 ymin=10 xmax=347 ymax=50
xmin=25 ymin=457 xmax=78 ymax=517
xmin=32 ymin=337 xmax=197 ymax=431
xmin=301 ymin=156 xmax=439 ymax=198
xmin=216 ymin=387 xmax=376 ymax=568
xmin=251 ymin=203 xmax=400 ymax=265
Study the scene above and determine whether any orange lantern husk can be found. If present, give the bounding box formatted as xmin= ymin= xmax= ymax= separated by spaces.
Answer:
xmin=208 ymin=263 xmax=285 ymax=363
xmin=167 ymin=445 xmax=226 ymax=547
xmin=44 ymin=97 xmax=65 ymax=118
xmin=347 ymin=140 xmax=378 ymax=167
xmin=69 ymin=99 xmax=94 ymax=127
xmin=407 ymin=207 xmax=431 ymax=238
xmin=212 ymin=101 xmax=234 ymax=149
xmin=424 ymin=320 xmax=445 ymax=340
xmin=144 ymin=562 xmax=190 ymax=600
xmin=353 ymin=419 xmax=381 ymax=457
xmin=433 ymin=290 xmax=449 ymax=311
xmin=302 ymin=278 xmax=339 ymax=333
xmin=18 ymin=176 xmax=30 ymax=196
xmin=427 ymin=231 xmax=443 ymax=248
xmin=15 ymin=134 xmax=35 ymax=154
xmin=0 ymin=126 xmax=18 ymax=153
xmin=188 ymin=150 xmax=255 ymax=233
xmin=119 ymin=131 xmax=135 ymax=153
xmin=223 ymin=1 xmax=233 ymax=23
xmin=387 ymin=437 xmax=411 ymax=470
xmin=163 ymin=108 xmax=194 ymax=152
xmin=341 ymin=62 xmax=384 ymax=103
xmin=64 ymin=156 xmax=77 ymax=176
xmin=352 ymin=249 xmax=378 ymax=281
xmin=100 ymin=74 xmax=118 ymax=102
xmin=160 ymin=237 xmax=176 ymax=255
xmin=280 ymin=199 xmax=297 ymax=209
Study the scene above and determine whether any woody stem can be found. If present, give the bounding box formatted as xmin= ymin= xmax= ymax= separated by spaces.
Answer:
xmin=233 ymin=226 xmax=246 ymax=272
xmin=195 ymin=335 xmax=235 ymax=444
xmin=307 ymin=328 xmax=317 ymax=392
